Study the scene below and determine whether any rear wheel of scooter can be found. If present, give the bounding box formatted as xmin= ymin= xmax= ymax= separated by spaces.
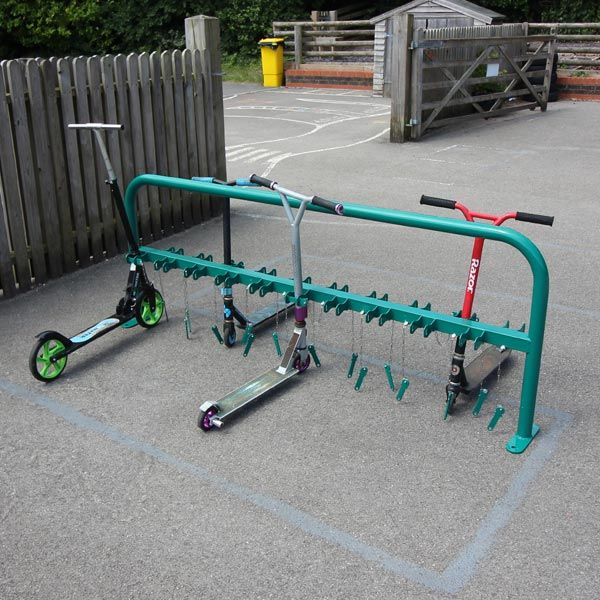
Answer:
xmin=29 ymin=334 xmax=68 ymax=382
xmin=223 ymin=321 xmax=236 ymax=347
xmin=135 ymin=290 xmax=165 ymax=328
xmin=198 ymin=404 xmax=219 ymax=431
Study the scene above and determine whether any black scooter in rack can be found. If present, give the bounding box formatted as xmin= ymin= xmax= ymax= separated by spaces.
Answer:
xmin=192 ymin=176 xmax=294 ymax=347
xmin=29 ymin=123 xmax=165 ymax=382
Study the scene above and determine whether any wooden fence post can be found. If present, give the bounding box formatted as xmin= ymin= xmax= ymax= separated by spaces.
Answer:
xmin=390 ymin=13 xmax=413 ymax=143
xmin=185 ymin=15 xmax=227 ymax=185
xmin=294 ymin=25 xmax=303 ymax=68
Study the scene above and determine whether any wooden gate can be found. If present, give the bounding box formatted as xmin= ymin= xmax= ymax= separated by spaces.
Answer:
xmin=390 ymin=15 xmax=557 ymax=142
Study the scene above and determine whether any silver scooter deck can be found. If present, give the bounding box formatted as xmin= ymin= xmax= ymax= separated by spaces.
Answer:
xmin=464 ymin=345 xmax=512 ymax=392
xmin=214 ymin=367 xmax=299 ymax=422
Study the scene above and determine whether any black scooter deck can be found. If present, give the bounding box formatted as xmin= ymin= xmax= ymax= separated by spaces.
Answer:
xmin=237 ymin=300 xmax=294 ymax=330
xmin=464 ymin=346 xmax=512 ymax=393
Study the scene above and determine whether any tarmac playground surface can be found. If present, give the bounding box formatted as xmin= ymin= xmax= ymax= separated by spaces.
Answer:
xmin=1 ymin=83 xmax=599 ymax=599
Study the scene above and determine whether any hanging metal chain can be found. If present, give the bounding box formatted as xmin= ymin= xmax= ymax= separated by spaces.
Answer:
xmin=351 ymin=309 xmax=355 ymax=354
xmin=402 ymin=321 xmax=408 ymax=378
xmin=358 ymin=312 xmax=365 ymax=366
xmin=183 ymin=277 xmax=192 ymax=339
xmin=244 ymin=284 xmax=249 ymax=316
xmin=157 ymin=269 xmax=168 ymax=322
xmin=388 ymin=319 xmax=395 ymax=365
xmin=213 ymin=283 xmax=219 ymax=323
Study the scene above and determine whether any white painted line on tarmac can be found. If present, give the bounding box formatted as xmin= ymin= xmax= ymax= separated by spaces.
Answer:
xmin=225 ymin=109 xmax=390 ymax=152
xmin=297 ymin=98 xmax=390 ymax=109
xmin=0 ymin=374 xmax=571 ymax=595
xmin=261 ymin=126 xmax=391 ymax=177
xmin=225 ymin=114 xmax=318 ymax=126
xmin=227 ymin=148 xmax=273 ymax=162
xmin=226 ymin=146 xmax=258 ymax=158
xmin=245 ymin=150 xmax=280 ymax=164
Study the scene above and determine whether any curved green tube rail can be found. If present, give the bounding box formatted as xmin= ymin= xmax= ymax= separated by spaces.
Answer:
xmin=124 ymin=174 xmax=550 ymax=454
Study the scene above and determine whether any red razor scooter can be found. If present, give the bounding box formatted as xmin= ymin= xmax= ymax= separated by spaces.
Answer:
xmin=419 ymin=195 xmax=554 ymax=418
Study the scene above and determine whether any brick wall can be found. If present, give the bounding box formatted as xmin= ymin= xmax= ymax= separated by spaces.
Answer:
xmin=284 ymin=68 xmax=373 ymax=90
xmin=557 ymin=76 xmax=600 ymax=101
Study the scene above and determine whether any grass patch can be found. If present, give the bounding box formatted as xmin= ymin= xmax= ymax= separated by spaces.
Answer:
xmin=222 ymin=56 xmax=263 ymax=83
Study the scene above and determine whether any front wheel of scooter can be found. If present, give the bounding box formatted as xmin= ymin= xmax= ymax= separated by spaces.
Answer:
xmin=198 ymin=404 xmax=219 ymax=431
xmin=135 ymin=289 xmax=165 ymax=328
xmin=294 ymin=354 xmax=311 ymax=373
xmin=29 ymin=333 xmax=68 ymax=382
xmin=223 ymin=321 xmax=236 ymax=347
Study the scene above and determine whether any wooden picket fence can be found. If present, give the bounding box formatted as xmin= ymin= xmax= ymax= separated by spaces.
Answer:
xmin=0 ymin=46 xmax=225 ymax=299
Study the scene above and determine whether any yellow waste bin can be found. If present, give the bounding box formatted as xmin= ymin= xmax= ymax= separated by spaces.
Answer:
xmin=259 ymin=37 xmax=285 ymax=87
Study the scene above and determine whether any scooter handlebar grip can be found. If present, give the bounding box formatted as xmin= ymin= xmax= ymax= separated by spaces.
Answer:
xmin=312 ymin=195 xmax=344 ymax=215
xmin=420 ymin=195 xmax=456 ymax=210
xmin=515 ymin=212 xmax=554 ymax=226
xmin=249 ymin=174 xmax=276 ymax=189
xmin=234 ymin=178 xmax=258 ymax=187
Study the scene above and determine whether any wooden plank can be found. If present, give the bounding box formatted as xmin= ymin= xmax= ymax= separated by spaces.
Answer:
xmin=126 ymin=53 xmax=151 ymax=242
xmin=303 ymin=50 xmax=374 ymax=56
xmin=490 ymin=42 xmax=547 ymax=111
xmin=421 ymin=45 xmax=493 ymax=134
xmin=421 ymin=70 xmax=547 ymax=90
xmin=149 ymin=51 xmax=173 ymax=235
xmin=160 ymin=51 xmax=183 ymax=232
xmin=171 ymin=50 xmax=193 ymax=228
xmin=57 ymin=58 xmax=90 ymax=267
xmin=0 ymin=60 xmax=31 ymax=293
xmin=410 ymin=27 xmax=424 ymax=140
xmin=7 ymin=60 xmax=47 ymax=284
xmin=100 ymin=55 xmax=127 ymax=251
xmin=191 ymin=49 xmax=212 ymax=222
xmin=0 ymin=180 xmax=17 ymax=297
xmin=421 ymin=86 xmax=544 ymax=110
xmin=273 ymin=20 xmax=370 ymax=27
xmin=113 ymin=53 xmax=137 ymax=247
xmin=302 ymin=40 xmax=374 ymax=47
xmin=429 ymin=101 xmax=538 ymax=129
xmin=25 ymin=59 xmax=63 ymax=279
xmin=73 ymin=57 xmax=103 ymax=262
xmin=541 ymin=38 xmax=557 ymax=112
xmin=41 ymin=58 xmax=76 ymax=272
xmin=182 ymin=49 xmax=203 ymax=224
xmin=87 ymin=56 xmax=118 ymax=257
xmin=423 ymin=53 xmax=551 ymax=68
xmin=390 ymin=14 xmax=413 ymax=143
xmin=138 ymin=52 xmax=162 ymax=239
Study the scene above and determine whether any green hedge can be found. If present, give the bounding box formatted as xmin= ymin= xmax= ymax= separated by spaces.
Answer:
xmin=2 ymin=1 xmax=600 ymax=60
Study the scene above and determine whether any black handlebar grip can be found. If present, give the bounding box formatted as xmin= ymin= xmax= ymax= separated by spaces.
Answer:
xmin=249 ymin=174 xmax=276 ymax=189
xmin=312 ymin=195 xmax=344 ymax=216
xmin=515 ymin=212 xmax=554 ymax=227
xmin=420 ymin=195 xmax=457 ymax=210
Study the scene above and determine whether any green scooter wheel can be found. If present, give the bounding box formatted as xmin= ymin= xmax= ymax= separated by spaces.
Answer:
xmin=135 ymin=290 xmax=165 ymax=328
xmin=29 ymin=334 xmax=68 ymax=382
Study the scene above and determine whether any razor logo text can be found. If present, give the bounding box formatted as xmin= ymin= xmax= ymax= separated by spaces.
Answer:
xmin=466 ymin=259 xmax=480 ymax=294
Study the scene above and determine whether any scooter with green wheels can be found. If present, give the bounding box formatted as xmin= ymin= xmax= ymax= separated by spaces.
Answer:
xmin=197 ymin=174 xmax=344 ymax=430
xmin=28 ymin=123 xmax=165 ymax=382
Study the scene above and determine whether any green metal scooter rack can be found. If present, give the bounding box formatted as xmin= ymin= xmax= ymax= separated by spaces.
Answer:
xmin=124 ymin=174 xmax=550 ymax=454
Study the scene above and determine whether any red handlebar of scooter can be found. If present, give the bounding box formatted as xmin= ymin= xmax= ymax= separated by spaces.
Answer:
xmin=420 ymin=195 xmax=554 ymax=227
